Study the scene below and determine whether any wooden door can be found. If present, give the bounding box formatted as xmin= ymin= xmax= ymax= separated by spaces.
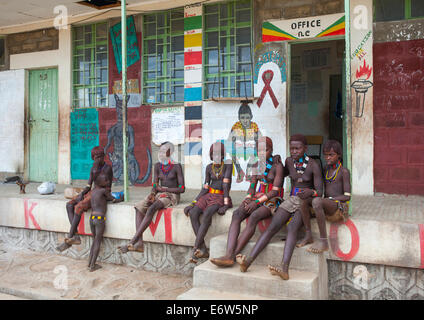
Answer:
xmin=28 ymin=68 xmax=58 ymax=182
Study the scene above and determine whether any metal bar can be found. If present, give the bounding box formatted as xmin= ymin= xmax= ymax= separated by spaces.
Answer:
xmin=121 ymin=1 xmax=129 ymax=201
xmin=344 ymin=0 xmax=352 ymax=215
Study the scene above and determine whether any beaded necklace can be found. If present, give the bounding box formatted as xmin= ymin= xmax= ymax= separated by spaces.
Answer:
xmin=261 ymin=156 xmax=273 ymax=183
xmin=161 ymin=160 xmax=173 ymax=176
xmin=325 ymin=162 xmax=341 ymax=183
xmin=294 ymin=154 xmax=309 ymax=174
xmin=211 ymin=162 xmax=224 ymax=179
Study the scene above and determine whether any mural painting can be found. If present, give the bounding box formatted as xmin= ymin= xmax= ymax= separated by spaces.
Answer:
xmin=97 ymin=16 xmax=152 ymax=186
xmin=202 ymin=55 xmax=287 ymax=191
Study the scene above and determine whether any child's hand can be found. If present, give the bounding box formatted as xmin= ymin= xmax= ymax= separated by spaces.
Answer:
xmin=297 ymin=188 xmax=313 ymax=199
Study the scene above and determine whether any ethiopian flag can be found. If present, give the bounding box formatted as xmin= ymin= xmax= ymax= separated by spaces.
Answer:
xmin=262 ymin=22 xmax=297 ymax=43
xmin=316 ymin=16 xmax=345 ymax=38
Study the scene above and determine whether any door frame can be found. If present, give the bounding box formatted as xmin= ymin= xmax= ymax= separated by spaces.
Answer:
xmin=25 ymin=67 xmax=59 ymax=182
xmin=285 ymin=35 xmax=351 ymax=172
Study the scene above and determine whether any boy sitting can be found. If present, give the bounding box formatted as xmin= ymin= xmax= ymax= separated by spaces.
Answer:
xmin=298 ymin=139 xmax=351 ymax=253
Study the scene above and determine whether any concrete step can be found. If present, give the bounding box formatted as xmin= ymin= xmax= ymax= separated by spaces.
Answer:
xmin=192 ymin=260 xmax=320 ymax=300
xmin=177 ymin=287 xmax=279 ymax=300
xmin=209 ymin=233 xmax=327 ymax=274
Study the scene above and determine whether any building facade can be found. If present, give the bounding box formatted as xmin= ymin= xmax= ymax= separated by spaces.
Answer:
xmin=0 ymin=0 xmax=424 ymax=300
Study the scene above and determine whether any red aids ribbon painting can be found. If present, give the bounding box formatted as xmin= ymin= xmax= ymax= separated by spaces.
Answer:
xmin=257 ymin=70 xmax=279 ymax=109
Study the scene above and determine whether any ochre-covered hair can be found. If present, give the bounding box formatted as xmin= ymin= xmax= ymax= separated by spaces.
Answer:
xmin=91 ymin=146 xmax=105 ymax=160
xmin=289 ymin=134 xmax=307 ymax=146
xmin=209 ymin=142 xmax=225 ymax=160
xmin=323 ymin=139 xmax=342 ymax=156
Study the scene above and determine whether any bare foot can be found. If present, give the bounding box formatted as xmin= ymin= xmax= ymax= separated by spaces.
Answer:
xmin=267 ymin=264 xmax=289 ymax=280
xmin=296 ymin=231 xmax=313 ymax=248
xmin=194 ymin=248 xmax=209 ymax=259
xmin=117 ymin=244 xmax=129 ymax=254
xmin=307 ymin=238 xmax=329 ymax=254
xmin=210 ymin=256 xmax=235 ymax=268
xmin=189 ymin=249 xmax=198 ymax=264
xmin=56 ymin=242 xmax=71 ymax=252
xmin=128 ymin=243 xmax=144 ymax=253
xmin=89 ymin=264 xmax=102 ymax=272
xmin=65 ymin=236 xmax=81 ymax=245
xmin=236 ymin=254 xmax=249 ymax=273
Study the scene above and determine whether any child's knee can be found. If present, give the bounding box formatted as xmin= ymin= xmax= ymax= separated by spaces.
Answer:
xmin=312 ymin=197 xmax=323 ymax=210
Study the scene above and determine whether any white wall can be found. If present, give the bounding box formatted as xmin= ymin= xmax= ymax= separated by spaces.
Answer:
xmin=0 ymin=69 xmax=25 ymax=173
xmin=10 ymin=28 xmax=72 ymax=184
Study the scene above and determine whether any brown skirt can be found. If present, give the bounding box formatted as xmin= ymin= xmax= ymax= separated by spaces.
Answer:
xmin=326 ymin=201 xmax=349 ymax=223
xmin=196 ymin=193 xmax=233 ymax=211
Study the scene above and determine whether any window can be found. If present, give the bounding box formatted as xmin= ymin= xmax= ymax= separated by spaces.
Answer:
xmin=0 ymin=37 xmax=5 ymax=67
xmin=374 ymin=0 xmax=424 ymax=22
xmin=72 ymin=22 xmax=108 ymax=108
xmin=203 ymin=0 xmax=253 ymax=99
xmin=142 ymin=8 xmax=184 ymax=104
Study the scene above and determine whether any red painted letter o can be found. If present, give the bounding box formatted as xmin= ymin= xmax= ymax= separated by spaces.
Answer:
xmin=329 ymin=219 xmax=360 ymax=261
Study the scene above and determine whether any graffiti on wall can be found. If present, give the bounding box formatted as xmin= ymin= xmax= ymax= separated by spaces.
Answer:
xmin=351 ymin=59 xmax=373 ymax=117
xmin=350 ymin=2 xmax=373 ymax=118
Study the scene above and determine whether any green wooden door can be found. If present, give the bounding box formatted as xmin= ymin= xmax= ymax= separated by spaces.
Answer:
xmin=29 ymin=69 xmax=58 ymax=182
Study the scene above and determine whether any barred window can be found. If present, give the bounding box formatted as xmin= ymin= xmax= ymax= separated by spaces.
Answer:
xmin=72 ymin=22 xmax=108 ymax=108
xmin=142 ymin=8 xmax=185 ymax=104
xmin=203 ymin=0 xmax=253 ymax=99
xmin=374 ymin=0 xmax=424 ymax=22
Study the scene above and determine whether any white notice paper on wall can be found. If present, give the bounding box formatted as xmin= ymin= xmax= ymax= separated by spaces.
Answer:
xmin=152 ymin=106 xmax=185 ymax=146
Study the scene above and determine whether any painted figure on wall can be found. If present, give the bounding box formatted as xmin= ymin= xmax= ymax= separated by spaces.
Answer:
xmin=227 ymin=102 xmax=262 ymax=183
xmin=104 ymin=94 xmax=151 ymax=185
xmin=56 ymin=146 xmax=113 ymax=252
xmin=118 ymin=142 xmax=184 ymax=253
xmin=184 ymin=142 xmax=233 ymax=264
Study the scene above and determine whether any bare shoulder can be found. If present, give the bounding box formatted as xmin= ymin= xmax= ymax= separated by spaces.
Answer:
xmin=272 ymin=154 xmax=282 ymax=163
xmin=285 ymin=157 xmax=292 ymax=166
xmin=341 ymin=167 xmax=351 ymax=176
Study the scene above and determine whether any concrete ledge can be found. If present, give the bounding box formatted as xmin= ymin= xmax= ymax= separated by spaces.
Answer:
xmin=0 ymin=188 xmax=423 ymax=271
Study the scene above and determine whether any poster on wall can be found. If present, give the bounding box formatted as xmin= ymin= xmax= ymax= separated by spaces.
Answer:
xmin=152 ymin=107 xmax=185 ymax=146
xmin=110 ymin=16 xmax=140 ymax=74
xmin=108 ymin=16 xmax=142 ymax=108
xmin=202 ymin=58 xmax=287 ymax=191
xmin=70 ymin=108 xmax=99 ymax=180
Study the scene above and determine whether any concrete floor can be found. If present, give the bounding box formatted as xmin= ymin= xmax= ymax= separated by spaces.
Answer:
xmin=0 ymin=240 xmax=192 ymax=300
